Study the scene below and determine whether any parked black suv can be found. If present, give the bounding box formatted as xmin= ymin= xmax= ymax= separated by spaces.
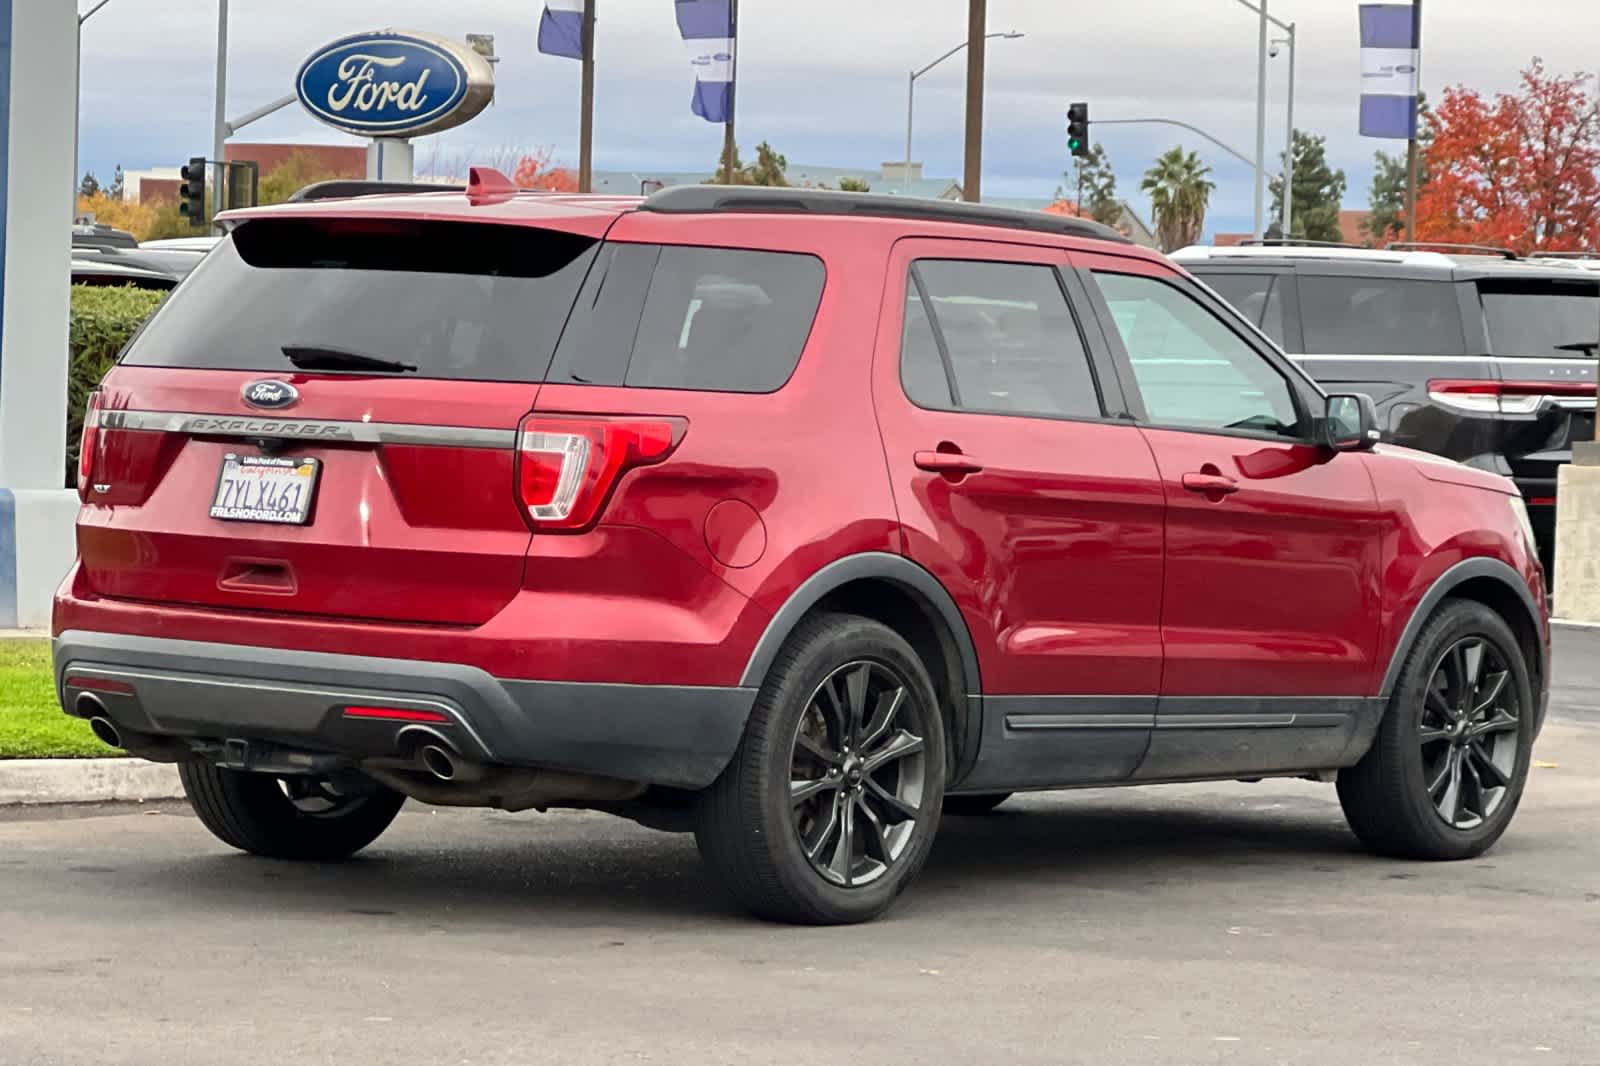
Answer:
xmin=1176 ymin=243 xmax=1600 ymax=570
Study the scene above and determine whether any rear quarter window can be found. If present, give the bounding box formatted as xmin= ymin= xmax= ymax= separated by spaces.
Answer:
xmin=551 ymin=244 xmax=826 ymax=394
xmin=1478 ymin=278 xmax=1600 ymax=359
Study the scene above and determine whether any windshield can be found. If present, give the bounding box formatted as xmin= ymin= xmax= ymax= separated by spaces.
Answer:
xmin=1479 ymin=280 xmax=1600 ymax=359
xmin=121 ymin=218 xmax=600 ymax=382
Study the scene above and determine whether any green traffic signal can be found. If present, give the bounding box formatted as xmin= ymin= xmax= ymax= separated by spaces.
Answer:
xmin=1067 ymin=101 xmax=1090 ymax=160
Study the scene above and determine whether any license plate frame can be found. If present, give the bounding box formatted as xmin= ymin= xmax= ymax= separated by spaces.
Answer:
xmin=208 ymin=453 xmax=321 ymax=526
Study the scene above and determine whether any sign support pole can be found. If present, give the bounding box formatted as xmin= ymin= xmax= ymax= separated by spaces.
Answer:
xmin=720 ymin=0 xmax=738 ymax=185
xmin=579 ymin=0 xmax=595 ymax=192
xmin=1403 ymin=0 xmax=1423 ymax=242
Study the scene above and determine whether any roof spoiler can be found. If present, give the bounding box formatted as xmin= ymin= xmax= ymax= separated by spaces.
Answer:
xmin=288 ymin=180 xmax=466 ymax=203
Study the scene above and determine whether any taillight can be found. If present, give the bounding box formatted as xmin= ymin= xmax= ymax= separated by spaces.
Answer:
xmin=1427 ymin=379 xmax=1596 ymax=415
xmin=515 ymin=414 xmax=686 ymax=531
xmin=77 ymin=390 xmax=104 ymax=502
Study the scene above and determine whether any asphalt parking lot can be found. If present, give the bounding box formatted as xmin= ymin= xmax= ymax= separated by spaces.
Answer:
xmin=3 ymin=630 xmax=1598 ymax=1066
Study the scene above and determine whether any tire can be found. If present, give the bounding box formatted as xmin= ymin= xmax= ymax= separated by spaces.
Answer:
xmin=1338 ymin=599 xmax=1534 ymax=861
xmin=179 ymin=762 xmax=405 ymax=861
xmin=695 ymin=612 xmax=947 ymax=924
xmin=942 ymin=793 xmax=1011 ymax=816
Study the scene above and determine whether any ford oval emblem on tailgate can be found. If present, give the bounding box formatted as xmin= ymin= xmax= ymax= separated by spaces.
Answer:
xmin=242 ymin=380 xmax=300 ymax=410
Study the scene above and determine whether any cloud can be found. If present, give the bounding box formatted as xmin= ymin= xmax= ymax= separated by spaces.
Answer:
xmin=77 ymin=0 xmax=1600 ymax=234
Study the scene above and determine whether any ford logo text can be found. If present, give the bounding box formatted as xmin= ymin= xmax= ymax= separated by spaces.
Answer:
xmin=295 ymin=30 xmax=495 ymax=138
xmin=242 ymin=381 xmax=300 ymax=410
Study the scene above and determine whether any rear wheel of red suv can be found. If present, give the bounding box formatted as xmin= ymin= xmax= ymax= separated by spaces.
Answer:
xmin=179 ymin=762 xmax=406 ymax=861
xmin=695 ymin=613 xmax=946 ymax=924
xmin=1338 ymin=599 xmax=1534 ymax=860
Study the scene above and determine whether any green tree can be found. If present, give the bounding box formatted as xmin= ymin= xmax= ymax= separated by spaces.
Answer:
xmin=1071 ymin=143 xmax=1122 ymax=228
xmin=107 ymin=165 xmax=124 ymax=199
xmin=837 ymin=176 xmax=871 ymax=193
xmin=1367 ymin=94 xmax=1433 ymax=243
xmin=747 ymin=142 xmax=789 ymax=187
xmin=78 ymin=172 xmax=100 ymax=198
xmin=1267 ymin=130 xmax=1349 ymax=243
xmin=259 ymin=151 xmax=351 ymax=205
xmin=1141 ymin=147 xmax=1215 ymax=252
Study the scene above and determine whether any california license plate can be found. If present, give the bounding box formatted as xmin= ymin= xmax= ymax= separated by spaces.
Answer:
xmin=209 ymin=454 xmax=320 ymax=525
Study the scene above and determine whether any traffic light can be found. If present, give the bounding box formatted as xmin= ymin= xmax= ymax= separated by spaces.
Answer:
xmin=1067 ymin=102 xmax=1090 ymax=159
xmin=178 ymin=156 xmax=207 ymax=225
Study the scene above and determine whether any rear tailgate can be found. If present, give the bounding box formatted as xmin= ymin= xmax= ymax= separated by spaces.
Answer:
xmin=77 ymin=212 xmax=606 ymax=625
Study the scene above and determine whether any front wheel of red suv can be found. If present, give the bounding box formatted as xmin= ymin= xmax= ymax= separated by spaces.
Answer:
xmin=695 ymin=613 xmax=947 ymax=924
xmin=179 ymin=762 xmax=406 ymax=861
xmin=1337 ymin=599 xmax=1534 ymax=861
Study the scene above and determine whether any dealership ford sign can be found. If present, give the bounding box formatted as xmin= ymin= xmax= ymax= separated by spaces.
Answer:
xmin=296 ymin=30 xmax=494 ymax=139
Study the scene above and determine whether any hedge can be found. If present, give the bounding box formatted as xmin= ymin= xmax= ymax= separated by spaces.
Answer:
xmin=67 ymin=285 xmax=166 ymax=484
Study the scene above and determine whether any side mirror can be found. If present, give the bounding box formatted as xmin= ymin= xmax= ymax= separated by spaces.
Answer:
xmin=1325 ymin=393 xmax=1381 ymax=452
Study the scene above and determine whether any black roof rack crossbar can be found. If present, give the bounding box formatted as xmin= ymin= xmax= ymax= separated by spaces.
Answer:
xmin=1238 ymin=237 xmax=1363 ymax=249
xmin=1386 ymin=240 xmax=1519 ymax=260
xmin=637 ymin=185 xmax=1131 ymax=244
xmin=289 ymin=180 xmax=466 ymax=202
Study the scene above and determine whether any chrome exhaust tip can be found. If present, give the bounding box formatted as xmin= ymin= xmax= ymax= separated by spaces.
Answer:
xmin=418 ymin=744 xmax=459 ymax=782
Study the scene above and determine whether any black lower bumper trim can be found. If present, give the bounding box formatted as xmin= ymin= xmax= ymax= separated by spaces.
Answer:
xmin=54 ymin=630 xmax=757 ymax=790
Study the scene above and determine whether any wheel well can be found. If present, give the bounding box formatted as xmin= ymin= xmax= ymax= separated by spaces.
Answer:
xmin=811 ymin=579 xmax=973 ymax=775
xmin=1447 ymin=577 xmax=1544 ymax=696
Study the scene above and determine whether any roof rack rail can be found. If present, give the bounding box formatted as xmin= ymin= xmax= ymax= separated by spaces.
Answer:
xmin=638 ymin=185 xmax=1131 ymax=244
xmin=1237 ymin=238 xmax=1363 ymax=249
xmin=288 ymin=180 xmax=466 ymax=202
xmin=1528 ymin=250 xmax=1600 ymax=260
xmin=1385 ymin=240 xmax=1519 ymax=260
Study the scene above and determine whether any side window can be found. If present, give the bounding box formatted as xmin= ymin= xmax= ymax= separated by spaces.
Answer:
xmin=1092 ymin=271 xmax=1302 ymax=438
xmin=626 ymin=246 xmax=825 ymax=393
xmin=1195 ymin=272 xmax=1286 ymax=347
xmin=1298 ymin=275 xmax=1466 ymax=356
xmin=900 ymin=259 xmax=1103 ymax=419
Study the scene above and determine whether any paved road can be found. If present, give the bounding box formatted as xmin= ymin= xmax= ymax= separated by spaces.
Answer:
xmin=4 ymin=637 xmax=1600 ymax=1065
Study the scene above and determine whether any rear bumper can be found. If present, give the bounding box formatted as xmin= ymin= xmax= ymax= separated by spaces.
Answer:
xmin=54 ymin=630 xmax=757 ymax=789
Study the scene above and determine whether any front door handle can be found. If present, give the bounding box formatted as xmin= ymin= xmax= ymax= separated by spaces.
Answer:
xmin=914 ymin=450 xmax=984 ymax=476
xmin=1181 ymin=472 xmax=1240 ymax=496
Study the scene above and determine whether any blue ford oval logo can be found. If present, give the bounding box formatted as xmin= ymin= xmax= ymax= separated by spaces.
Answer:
xmin=295 ymin=30 xmax=494 ymax=138
xmin=242 ymin=380 xmax=299 ymax=410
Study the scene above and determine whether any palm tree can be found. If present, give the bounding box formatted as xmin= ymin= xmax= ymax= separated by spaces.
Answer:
xmin=1141 ymin=148 xmax=1216 ymax=252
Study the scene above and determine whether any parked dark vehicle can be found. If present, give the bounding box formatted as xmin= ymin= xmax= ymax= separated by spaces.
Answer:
xmin=71 ymin=240 xmax=214 ymax=291
xmin=1176 ymin=243 xmax=1600 ymax=572
xmin=56 ymin=180 xmax=1548 ymax=924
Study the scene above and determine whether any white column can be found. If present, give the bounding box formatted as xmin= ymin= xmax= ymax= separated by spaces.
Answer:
xmin=366 ymin=139 xmax=414 ymax=182
xmin=0 ymin=0 xmax=83 ymax=626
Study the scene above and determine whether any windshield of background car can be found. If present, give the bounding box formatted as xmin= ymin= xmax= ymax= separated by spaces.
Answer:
xmin=1297 ymin=275 xmax=1467 ymax=356
xmin=1478 ymin=278 xmax=1600 ymax=359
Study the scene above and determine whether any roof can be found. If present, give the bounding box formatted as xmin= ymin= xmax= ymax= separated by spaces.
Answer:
xmin=1174 ymin=242 xmax=1600 ymax=282
xmin=220 ymin=180 xmax=1134 ymax=247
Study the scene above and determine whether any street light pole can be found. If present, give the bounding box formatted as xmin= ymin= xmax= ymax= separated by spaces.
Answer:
xmin=1279 ymin=25 xmax=1296 ymax=238
xmin=904 ymin=31 xmax=1023 ymax=195
xmin=1252 ymin=0 xmax=1269 ymax=239
xmin=73 ymin=0 xmax=118 ymax=211
xmin=213 ymin=0 xmax=228 ymax=203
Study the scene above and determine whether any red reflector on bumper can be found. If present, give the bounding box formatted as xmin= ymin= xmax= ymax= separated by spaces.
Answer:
xmin=341 ymin=705 xmax=452 ymax=724
xmin=63 ymin=675 xmax=134 ymax=695
xmin=1528 ymin=497 xmax=1557 ymax=507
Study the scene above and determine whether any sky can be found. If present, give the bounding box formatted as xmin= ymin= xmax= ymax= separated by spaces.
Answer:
xmin=75 ymin=0 xmax=1600 ymax=239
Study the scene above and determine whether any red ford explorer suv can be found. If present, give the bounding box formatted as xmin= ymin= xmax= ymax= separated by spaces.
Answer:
xmin=55 ymin=173 xmax=1549 ymax=924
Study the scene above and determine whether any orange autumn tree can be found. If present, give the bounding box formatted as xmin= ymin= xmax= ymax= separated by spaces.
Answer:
xmin=512 ymin=149 xmax=580 ymax=192
xmin=1415 ymin=60 xmax=1600 ymax=254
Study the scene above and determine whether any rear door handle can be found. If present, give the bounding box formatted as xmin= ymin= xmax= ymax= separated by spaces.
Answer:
xmin=1181 ymin=472 xmax=1239 ymax=496
xmin=914 ymin=451 xmax=984 ymax=476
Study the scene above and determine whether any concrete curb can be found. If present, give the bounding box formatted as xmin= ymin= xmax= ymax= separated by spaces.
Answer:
xmin=0 ymin=758 xmax=182 ymax=805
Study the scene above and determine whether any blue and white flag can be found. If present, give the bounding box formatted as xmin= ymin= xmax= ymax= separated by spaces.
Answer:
xmin=675 ymin=0 xmax=736 ymax=124
xmin=1359 ymin=3 xmax=1420 ymax=139
xmin=538 ymin=0 xmax=586 ymax=60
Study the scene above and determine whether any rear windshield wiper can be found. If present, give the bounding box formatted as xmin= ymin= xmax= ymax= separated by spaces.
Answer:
xmin=1554 ymin=340 xmax=1600 ymax=356
xmin=281 ymin=344 xmax=417 ymax=374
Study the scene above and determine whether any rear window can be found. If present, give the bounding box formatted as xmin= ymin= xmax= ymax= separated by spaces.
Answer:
xmin=1298 ymin=275 xmax=1466 ymax=356
xmin=121 ymin=218 xmax=600 ymax=382
xmin=1479 ymin=279 xmax=1600 ymax=359
xmin=550 ymin=244 xmax=826 ymax=393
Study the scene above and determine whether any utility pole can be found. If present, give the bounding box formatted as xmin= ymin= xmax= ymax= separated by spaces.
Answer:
xmin=721 ymin=0 xmax=738 ymax=184
xmin=578 ymin=0 xmax=595 ymax=192
xmin=1252 ymin=0 xmax=1268 ymax=239
xmin=1403 ymin=0 xmax=1423 ymax=241
xmin=1281 ymin=23 xmax=1296 ymax=238
xmin=962 ymin=0 xmax=986 ymax=203
xmin=212 ymin=0 xmax=228 ymax=210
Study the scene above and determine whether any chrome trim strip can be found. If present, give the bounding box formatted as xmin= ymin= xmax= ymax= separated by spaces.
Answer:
xmin=96 ymin=409 xmax=516 ymax=449
xmin=1154 ymin=712 xmax=1350 ymax=730
xmin=1005 ymin=713 xmax=1155 ymax=731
